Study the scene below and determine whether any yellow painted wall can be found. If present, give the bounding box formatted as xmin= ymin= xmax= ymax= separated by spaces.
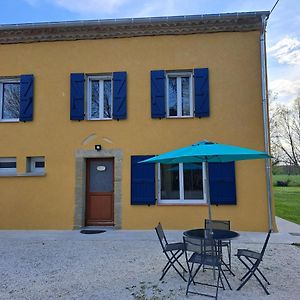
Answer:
xmin=0 ymin=31 xmax=275 ymax=231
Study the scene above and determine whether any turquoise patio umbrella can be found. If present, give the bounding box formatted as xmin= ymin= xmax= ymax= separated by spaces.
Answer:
xmin=140 ymin=140 xmax=271 ymax=232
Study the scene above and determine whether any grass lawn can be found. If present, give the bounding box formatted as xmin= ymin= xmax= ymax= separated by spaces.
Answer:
xmin=274 ymin=186 xmax=300 ymax=225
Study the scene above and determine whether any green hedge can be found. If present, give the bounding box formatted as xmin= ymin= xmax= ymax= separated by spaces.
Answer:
xmin=272 ymin=175 xmax=300 ymax=187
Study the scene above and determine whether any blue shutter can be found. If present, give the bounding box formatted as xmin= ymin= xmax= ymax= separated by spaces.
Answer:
xmin=113 ymin=72 xmax=127 ymax=120
xmin=20 ymin=74 xmax=34 ymax=122
xmin=151 ymin=70 xmax=165 ymax=118
xmin=194 ymin=68 xmax=209 ymax=117
xmin=131 ymin=155 xmax=156 ymax=205
xmin=208 ymin=162 xmax=236 ymax=205
xmin=70 ymin=73 xmax=85 ymax=120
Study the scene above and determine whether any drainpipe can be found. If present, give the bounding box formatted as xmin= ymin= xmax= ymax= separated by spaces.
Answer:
xmin=260 ymin=15 xmax=273 ymax=231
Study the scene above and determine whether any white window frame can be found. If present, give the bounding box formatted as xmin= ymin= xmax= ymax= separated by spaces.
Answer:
xmin=0 ymin=78 xmax=20 ymax=122
xmin=166 ymin=72 xmax=193 ymax=118
xmin=27 ymin=156 xmax=45 ymax=173
xmin=86 ymin=75 xmax=113 ymax=120
xmin=0 ymin=157 xmax=17 ymax=175
xmin=157 ymin=162 xmax=207 ymax=204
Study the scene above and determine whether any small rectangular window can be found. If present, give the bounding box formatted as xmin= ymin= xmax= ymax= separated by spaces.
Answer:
xmin=0 ymin=79 xmax=20 ymax=122
xmin=87 ymin=75 xmax=112 ymax=120
xmin=158 ymin=162 xmax=205 ymax=204
xmin=166 ymin=72 xmax=193 ymax=118
xmin=27 ymin=156 xmax=45 ymax=173
xmin=0 ymin=157 xmax=17 ymax=174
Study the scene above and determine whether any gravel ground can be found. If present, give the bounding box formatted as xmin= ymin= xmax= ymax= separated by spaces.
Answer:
xmin=0 ymin=230 xmax=299 ymax=300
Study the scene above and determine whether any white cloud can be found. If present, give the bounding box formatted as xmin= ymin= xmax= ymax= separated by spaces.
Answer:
xmin=268 ymin=36 xmax=300 ymax=65
xmin=52 ymin=0 xmax=129 ymax=15
xmin=135 ymin=0 xmax=177 ymax=17
xmin=269 ymin=79 xmax=300 ymax=103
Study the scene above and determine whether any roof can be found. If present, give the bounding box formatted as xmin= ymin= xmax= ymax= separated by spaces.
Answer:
xmin=0 ymin=11 xmax=270 ymax=45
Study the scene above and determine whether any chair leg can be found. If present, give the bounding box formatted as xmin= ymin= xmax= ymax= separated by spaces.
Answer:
xmin=190 ymin=264 xmax=202 ymax=284
xmin=162 ymin=250 xmax=187 ymax=273
xmin=186 ymin=263 xmax=194 ymax=295
xmin=237 ymin=261 xmax=270 ymax=295
xmin=219 ymin=271 xmax=225 ymax=290
xmin=220 ymin=268 xmax=232 ymax=290
xmin=221 ymin=257 xmax=235 ymax=276
xmin=245 ymin=257 xmax=270 ymax=285
xmin=215 ymin=267 xmax=221 ymax=300
xmin=162 ymin=250 xmax=180 ymax=272
xmin=237 ymin=269 xmax=270 ymax=295
xmin=239 ymin=256 xmax=270 ymax=286
xmin=173 ymin=256 xmax=188 ymax=273
xmin=238 ymin=256 xmax=253 ymax=281
xmin=160 ymin=251 xmax=186 ymax=282
xmin=228 ymin=243 xmax=232 ymax=270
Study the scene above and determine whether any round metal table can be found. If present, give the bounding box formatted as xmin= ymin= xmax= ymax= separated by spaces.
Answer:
xmin=183 ymin=229 xmax=239 ymax=240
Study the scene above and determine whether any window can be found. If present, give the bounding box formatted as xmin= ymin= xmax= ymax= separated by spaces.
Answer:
xmin=0 ymin=157 xmax=17 ymax=174
xmin=27 ymin=156 xmax=45 ymax=173
xmin=158 ymin=162 xmax=206 ymax=204
xmin=151 ymin=68 xmax=209 ymax=119
xmin=87 ymin=75 xmax=112 ymax=120
xmin=166 ymin=72 xmax=193 ymax=118
xmin=0 ymin=79 xmax=20 ymax=121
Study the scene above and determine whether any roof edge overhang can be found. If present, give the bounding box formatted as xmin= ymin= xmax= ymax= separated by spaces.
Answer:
xmin=0 ymin=11 xmax=270 ymax=45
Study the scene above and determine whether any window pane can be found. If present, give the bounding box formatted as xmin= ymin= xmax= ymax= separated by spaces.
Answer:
xmin=0 ymin=158 xmax=17 ymax=174
xmin=181 ymin=77 xmax=190 ymax=116
xmin=103 ymin=80 xmax=112 ymax=119
xmin=160 ymin=164 xmax=180 ymax=199
xmin=0 ymin=162 xmax=16 ymax=168
xmin=183 ymin=163 xmax=203 ymax=199
xmin=2 ymin=83 xmax=20 ymax=119
xmin=91 ymin=80 xmax=99 ymax=119
xmin=168 ymin=78 xmax=177 ymax=116
xmin=35 ymin=161 xmax=45 ymax=168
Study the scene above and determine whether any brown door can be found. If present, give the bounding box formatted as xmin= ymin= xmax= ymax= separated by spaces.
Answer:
xmin=86 ymin=158 xmax=114 ymax=226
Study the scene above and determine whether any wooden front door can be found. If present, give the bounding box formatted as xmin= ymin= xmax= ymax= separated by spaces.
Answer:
xmin=86 ymin=158 xmax=114 ymax=226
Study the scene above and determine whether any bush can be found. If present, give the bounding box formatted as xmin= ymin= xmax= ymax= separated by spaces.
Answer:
xmin=276 ymin=180 xmax=290 ymax=187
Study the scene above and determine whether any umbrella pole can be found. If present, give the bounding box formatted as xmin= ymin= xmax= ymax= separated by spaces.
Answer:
xmin=204 ymin=161 xmax=215 ymax=279
xmin=203 ymin=161 xmax=213 ymax=235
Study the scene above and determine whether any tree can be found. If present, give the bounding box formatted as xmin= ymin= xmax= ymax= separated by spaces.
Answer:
xmin=269 ymin=94 xmax=300 ymax=170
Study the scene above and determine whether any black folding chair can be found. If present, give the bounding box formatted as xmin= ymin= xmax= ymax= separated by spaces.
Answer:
xmin=236 ymin=230 xmax=272 ymax=295
xmin=155 ymin=223 xmax=187 ymax=282
xmin=205 ymin=219 xmax=232 ymax=271
xmin=183 ymin=232 xmax=232 ymax=300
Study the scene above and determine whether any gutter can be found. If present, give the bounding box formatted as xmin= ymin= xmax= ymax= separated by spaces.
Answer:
xmin=260 ymin=15 xmax=273 ymax=231
xmin=0 ymin=11 xmax=270 ymax=30
xmin=0 ymin=11 xmax=270 ymax=45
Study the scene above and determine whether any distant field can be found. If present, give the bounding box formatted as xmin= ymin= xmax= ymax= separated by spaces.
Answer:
xmin=272 ymin=174 xmax=300 ymax=187
xmin=274 ymin=186 xmax=300 ymax=225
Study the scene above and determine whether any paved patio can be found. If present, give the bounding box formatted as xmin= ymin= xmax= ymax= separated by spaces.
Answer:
xmin=0 ymin=225 xmax=300 ymax=300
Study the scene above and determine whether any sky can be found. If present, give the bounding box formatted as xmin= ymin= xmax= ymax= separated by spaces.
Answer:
xmin=0 ymin=0 xmax=299 ymax=105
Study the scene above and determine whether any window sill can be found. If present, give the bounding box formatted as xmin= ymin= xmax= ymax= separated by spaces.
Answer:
xmin=0 ymin=172 xmax=46 ymax=177
xmin=0 ymin=119 xmax=19 ymax=123
xmin=157 ymin=203 xmax=208 ymax=206
xmin=166 ymin=116 xmax=194 ymax=119
xmin=86 ymin=118 xmax=113 ymax=121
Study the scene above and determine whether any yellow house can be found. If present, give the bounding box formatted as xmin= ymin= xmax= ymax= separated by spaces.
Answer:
xmin=0 ymin=11 xmax=275 ymax=231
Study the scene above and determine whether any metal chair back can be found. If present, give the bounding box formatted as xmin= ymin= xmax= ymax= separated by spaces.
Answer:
xmin=184 ymin=230 xmax=218 ymax=259
xmin=205 ymin=219 xmax=230 ymax=231
xmin=155 ymin=222 xmax=168 ymax=249
xmin=260 ymin=229 xmax=272 ymax=260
